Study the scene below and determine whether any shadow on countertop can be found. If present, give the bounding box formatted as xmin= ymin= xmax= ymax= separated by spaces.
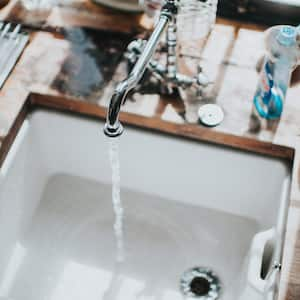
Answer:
xmin=51 ymin=27 xmax=134 ymax=102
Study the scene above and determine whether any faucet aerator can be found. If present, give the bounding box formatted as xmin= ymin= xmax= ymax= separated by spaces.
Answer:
xmin=104 ymin=122 xmax=124 ymax=138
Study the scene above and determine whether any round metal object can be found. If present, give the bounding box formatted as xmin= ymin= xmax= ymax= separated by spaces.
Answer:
xmin=198 ymin=104 xmax=224 ymax=127
xmin=180 ymin=267 xmax=221 ymax=300
xmin=103 ymin=122 xmax=124 ymax=138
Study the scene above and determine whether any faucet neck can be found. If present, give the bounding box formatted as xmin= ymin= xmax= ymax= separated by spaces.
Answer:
xmin=104 ymin=4 xmax=176 ymax=137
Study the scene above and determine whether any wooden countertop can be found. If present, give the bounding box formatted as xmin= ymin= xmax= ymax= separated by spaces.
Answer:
xmin=0 ymin=1 xmax=299 ymax=299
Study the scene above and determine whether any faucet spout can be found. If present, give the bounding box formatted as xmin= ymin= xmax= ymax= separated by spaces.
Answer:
xmin=104 ymin=2 xmax=175 ymax=137
xmin=104 ymin=81 xmax=129 ymax=137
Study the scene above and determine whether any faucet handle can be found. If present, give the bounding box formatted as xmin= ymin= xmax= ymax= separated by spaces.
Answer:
xmin=196 ymin=72 xmax=210 ymax=87
xmin=195 ymin=65 xmax=211 ymax=87
xmin=125 ymin=39 xmax=147 ymax=65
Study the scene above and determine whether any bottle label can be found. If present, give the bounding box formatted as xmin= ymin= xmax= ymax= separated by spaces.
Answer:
xmin=259 ymin=61 xmax=274 ymax=105
xmin=254 ymin=60 xmax=283 ymax=119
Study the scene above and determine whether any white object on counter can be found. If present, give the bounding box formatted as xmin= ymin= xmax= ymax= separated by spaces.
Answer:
xmin=198 ymin=104 xmax=224 ymax=127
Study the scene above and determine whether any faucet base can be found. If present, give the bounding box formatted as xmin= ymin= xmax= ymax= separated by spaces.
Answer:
xmin=104 ymin=122 xmax=124 ymax=138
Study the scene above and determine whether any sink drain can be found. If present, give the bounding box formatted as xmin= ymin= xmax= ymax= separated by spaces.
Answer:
xmin=180 ymin=267 xmax=221 ymax=299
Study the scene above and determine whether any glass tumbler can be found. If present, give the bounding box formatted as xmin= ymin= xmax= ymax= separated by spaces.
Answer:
xmin=177 ymin=0 xmax=218 ymax=56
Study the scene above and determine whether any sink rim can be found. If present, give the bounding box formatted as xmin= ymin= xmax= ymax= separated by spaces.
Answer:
xmin=0 ymin=92 xmax=295 ymax=170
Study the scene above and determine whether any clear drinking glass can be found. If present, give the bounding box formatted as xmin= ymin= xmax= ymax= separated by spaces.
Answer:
xmin=141 ymin=0 xmax=218 ymax=38
xmin=177 ymin=0 xmax=218 ymax=56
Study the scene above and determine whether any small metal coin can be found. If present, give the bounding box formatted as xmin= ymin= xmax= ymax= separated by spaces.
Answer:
xmin=198 ymin=104 xmax=224 ymax=127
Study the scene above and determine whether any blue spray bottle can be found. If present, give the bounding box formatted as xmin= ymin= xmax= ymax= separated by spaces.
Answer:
xmin=253 ymin=25 xmax=300 ymax=120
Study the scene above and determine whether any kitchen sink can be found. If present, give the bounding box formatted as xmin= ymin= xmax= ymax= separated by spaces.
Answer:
xmin=0 ymin=109 xmax=292 ymax=300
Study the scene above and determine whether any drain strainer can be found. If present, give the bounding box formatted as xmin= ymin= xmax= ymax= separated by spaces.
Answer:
xmin=180 ymin=267 xmax=221 ymax=300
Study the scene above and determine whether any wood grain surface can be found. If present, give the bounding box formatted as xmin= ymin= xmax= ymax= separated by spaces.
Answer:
xmin=0 ymin=2 xmax=299 ymax=299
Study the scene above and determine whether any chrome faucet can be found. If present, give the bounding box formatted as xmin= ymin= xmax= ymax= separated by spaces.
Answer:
xmin=104 ymin=0 xmax=175 ymax=137
xmin=104 ymin=0 xmax=209 ymax=137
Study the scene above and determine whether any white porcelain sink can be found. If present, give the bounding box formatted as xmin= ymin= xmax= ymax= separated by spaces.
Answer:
xmin=0 ymin=109 xmax=292 ymax=300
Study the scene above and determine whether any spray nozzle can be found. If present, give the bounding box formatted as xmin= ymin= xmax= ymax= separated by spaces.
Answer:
xmin=277 ymin=26 xmax=297 ymax=46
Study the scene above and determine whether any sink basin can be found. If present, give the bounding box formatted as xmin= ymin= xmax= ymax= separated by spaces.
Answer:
xmin=0 ymin=109 xmax=292 ymax=300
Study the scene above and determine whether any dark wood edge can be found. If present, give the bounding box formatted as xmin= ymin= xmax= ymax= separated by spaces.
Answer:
xmin=0 ymin=92 xmax=295 ymax=170
xmin=29 ymin=93 xmax=295 ymax=164
xmin=0 ymin=101 xmax=30 ymax=168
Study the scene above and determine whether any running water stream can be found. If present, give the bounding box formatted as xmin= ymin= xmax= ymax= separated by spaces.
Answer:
xmin=108 ymin=137 xmax=125 ymax=262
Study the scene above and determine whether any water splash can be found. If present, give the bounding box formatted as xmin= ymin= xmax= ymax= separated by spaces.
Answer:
xmin=108 ymin=138 xmax=125 ymax=262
